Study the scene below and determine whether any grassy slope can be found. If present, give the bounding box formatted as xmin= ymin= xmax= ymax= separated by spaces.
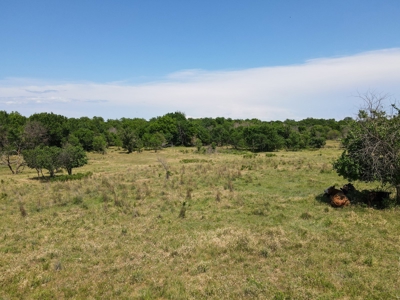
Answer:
xmin=0 ymin=142 xmax=399 ymax=299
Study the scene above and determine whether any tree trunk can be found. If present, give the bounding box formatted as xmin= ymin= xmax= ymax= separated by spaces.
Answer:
xmin=7 ymin=163 xmax=15 ymax=174
xmin=396 ymin=185 xmax=400 ymax=205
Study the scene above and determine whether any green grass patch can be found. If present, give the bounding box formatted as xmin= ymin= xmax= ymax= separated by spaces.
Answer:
xmin=180 ymin=158 xmax=211 ymax=163
xmin=49 ymin=171 xmax=93 ymax=182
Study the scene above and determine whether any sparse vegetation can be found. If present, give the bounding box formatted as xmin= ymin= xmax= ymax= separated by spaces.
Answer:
xmin=0 ymin=142 xmax=399 ymax=299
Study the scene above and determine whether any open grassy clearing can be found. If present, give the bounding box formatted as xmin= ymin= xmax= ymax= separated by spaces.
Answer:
xmin=1 ymin=141 xmax=400 ymax=299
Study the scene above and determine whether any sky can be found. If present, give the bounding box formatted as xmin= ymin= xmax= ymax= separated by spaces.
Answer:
xmin=1 ymin=0 xmax=400 ymax=121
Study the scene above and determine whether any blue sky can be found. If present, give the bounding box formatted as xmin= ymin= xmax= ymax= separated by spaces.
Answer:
xmin=1 ymin=0 xmax=400 ymax=120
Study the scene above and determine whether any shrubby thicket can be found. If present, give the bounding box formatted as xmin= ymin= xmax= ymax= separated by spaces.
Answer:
xmin=333 ymin=92 xmax=400 ymax=203
xmin=0 ymin=110 xmax=351 ymax=174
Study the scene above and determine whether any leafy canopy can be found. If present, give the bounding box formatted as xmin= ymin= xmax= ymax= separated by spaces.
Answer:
xmin=333 ymin=92 xmax=400 ymax=201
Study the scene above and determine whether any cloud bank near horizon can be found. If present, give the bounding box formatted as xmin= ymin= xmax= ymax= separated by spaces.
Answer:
xmin=1 ymin=48 xmax=400 ymax=121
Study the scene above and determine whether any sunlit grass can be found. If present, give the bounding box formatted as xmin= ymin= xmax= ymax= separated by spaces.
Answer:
xmin=0 ymin=141 xmax=399 ymax=299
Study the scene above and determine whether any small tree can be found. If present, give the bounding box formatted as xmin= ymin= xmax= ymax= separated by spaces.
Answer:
xmin=92 ymin=135 xmax=107 ymax=154
xmin=40 ymin=146 xmax=62 ymax=177
xmin=195 ymin=138 xmax=203 ymax=152
xmin=333 ymin=92 xmax=400 ymax=203
xmin=22 ymin=147 xmax=44 ymax=178
xmin=24 ymin=145 xmax=88 ymax=177
xmin=59 ymin=144 xmax=88 ymax=175
xmin=0 ymin=144 xmax=25 ymax=174
xmin=326 ymin=129 xmax=341 ymax=140
xmin=0 ymin=117 xmax=26 ymax=174
xmin=120 ymin=129 xmax=141 ymax=153
xmin=143 ymin=132 xmax=165 ymax=152
xmin=65 ymin=134 xmax=81 ymax=147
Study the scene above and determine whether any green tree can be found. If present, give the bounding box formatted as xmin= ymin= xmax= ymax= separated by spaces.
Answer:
xmin=104 ymin=128 xmax=121 ymax=147
xmin=148 ymin=115 xmax=177 ymax=145
xmin=92 ymin=135 xmax=107 ymax=154
xmin=326 ymin=129 xmax=341 ymax=140
xmin=0 ymin=112 xmax=27 ymax=174
xmin=59 ymin=144 xmax=88 ymax=175
xmin=230 ymin=127 xmax=246 ymax=150
xmin=73 ymin=128 xmax=95 ymax=151
xmin=195 ymin=138 xmax=203 ymax=152
xmin=22 ymin=147 xmax=45 ymax=178
xmin=243 ymin=124 xmax=284 ymax=152
xmin=40 ymin=146 xmax=62 ymax=177
xmin=64 ymin=134 xmax=81 ymax=147
xmin=143 ymin=132 xmax=166 ymax=152
xmin=210 ymin=125 xmax=229 ymax=146
xmin=120 ymin=129 xmax=141 ymax=153
xmin=29 ymin=112 xmax=68 ymax=147
xmin=164 ymin=112 xmax=193 ymax=146
xmin=309 ymin=136 xmax=326 ymax=148
xmin=333 ymin=92 xmax=400 ymax=203
xmin=285 ymin=130 xmax=302 ymax=151
xmin=24 ymin=145 xmax=87 ymax=177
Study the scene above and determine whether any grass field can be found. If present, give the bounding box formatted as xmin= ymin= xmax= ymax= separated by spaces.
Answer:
xmin=1 ymin=141 xmax=400 ymax=299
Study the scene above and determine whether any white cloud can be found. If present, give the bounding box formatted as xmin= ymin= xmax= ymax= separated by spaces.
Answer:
xmin=1 ymin=48 xmax=400 ymax=120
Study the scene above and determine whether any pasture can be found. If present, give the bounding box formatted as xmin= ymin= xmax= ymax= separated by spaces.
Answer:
xmin=0 ymin=141 xmax=399 ymax=299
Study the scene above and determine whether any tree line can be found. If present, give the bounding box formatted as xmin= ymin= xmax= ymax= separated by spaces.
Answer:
xmin=0 ymin=110 xmax=351 ymax=175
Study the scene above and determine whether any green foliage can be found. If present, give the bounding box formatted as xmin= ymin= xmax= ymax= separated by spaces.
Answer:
xmin=243 ymin=124 xmax=284 ymax=152
xmin=143 ymin=132 xmax=165 ymax=152
xmin=195 ymin=139 xmax=203 ymax=152
xmin=65 ymin=134 xmax=81 ymax=147
xmin=1 ymin=110 xmax=348 ymax=157
xmin=120 ymin=129 xmax=142 ymax=153
xmin=180 ymin=158 xmax=211 ymax=163
xmin=309 ymin=136 xmax=326 ymax=149
xmin=92 ymin=135 xmax=107 ymax=154
xmin=73 ymin=128 xmax=95 ymax=151
xmin=148 ymin=115 xmax=177 ymax=144
xmin=38 ymin=146 xmax=62 ymax=177
xmin=333 ymin=142 xmax=362 ymax=182
xmin=210 ymin=124 xmax=230 ymax=146
xmin=285 ymin=130 xmax=303 ymax=151
xmin=59 ymin=144 xmax=88 ymax=175
xmin=0 ymin=112 xmax=27 ymax=174
xmin=333 ymin=93 xmax=400 ymax=202
xmin=29 ymin=112 xmax=68 ymax=147
xmin=243 ymin=153 xmax=257 ymax=159
xmin=326 ymin=129 xmax=341 ymax=140
xmin=22 ymin=147 xmax=44 ymax=177
xmin=23 ymin=144 xmax=88 ymax=177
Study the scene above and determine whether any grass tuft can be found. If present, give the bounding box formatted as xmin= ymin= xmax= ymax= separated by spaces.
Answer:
xmin=19 ymin=202 xmax=27 ymax=217
xmin=300 ymin=212 xmax=312 ymax=220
